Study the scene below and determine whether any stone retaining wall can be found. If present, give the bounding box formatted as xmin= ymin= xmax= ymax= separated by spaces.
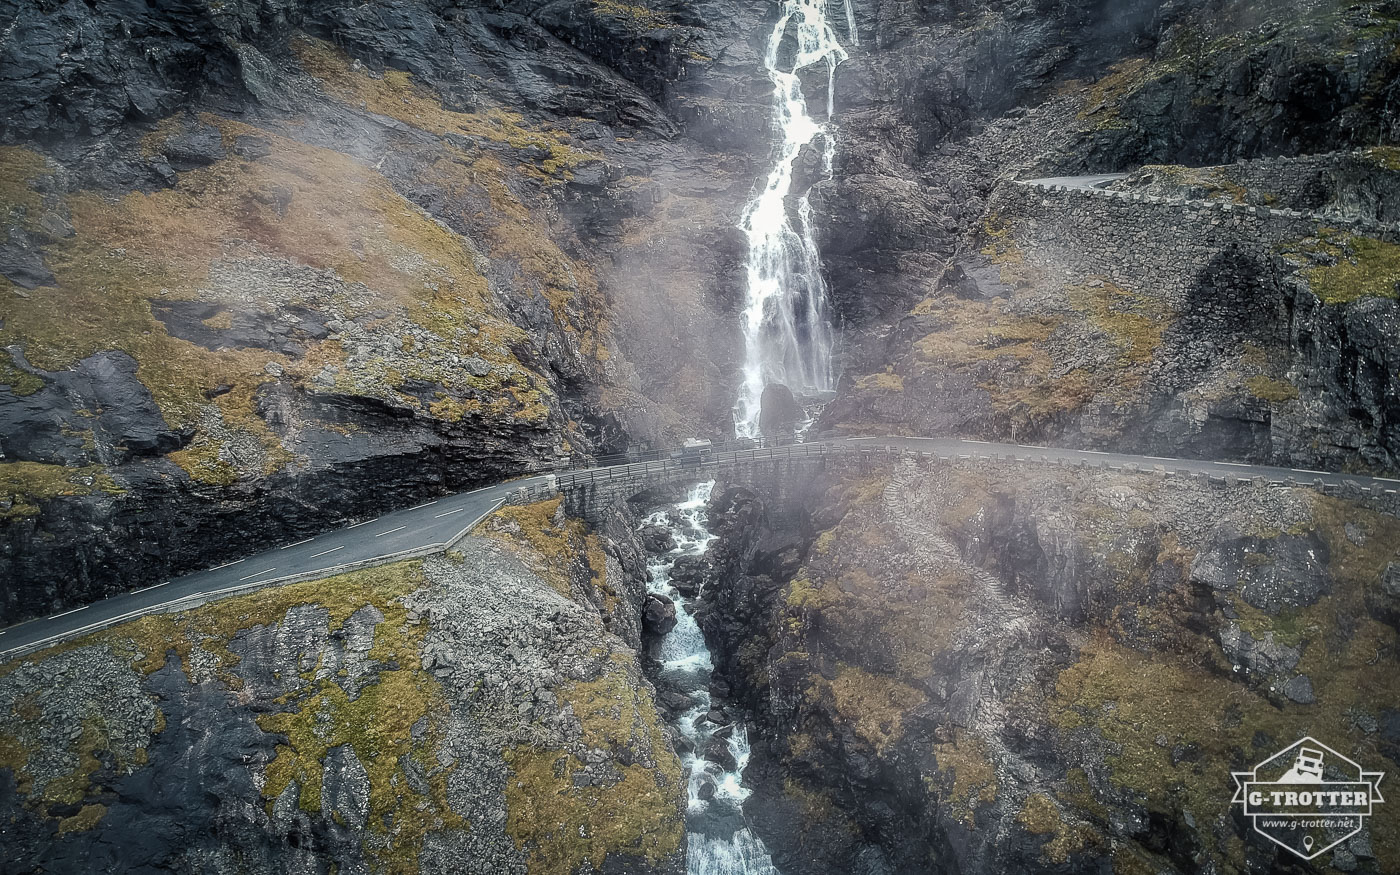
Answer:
xmin=994 ymin=177 xmax=1397 ymax=308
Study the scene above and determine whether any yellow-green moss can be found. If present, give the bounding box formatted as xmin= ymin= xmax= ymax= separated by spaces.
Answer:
xmin=1132 ymin=164 xmax=1249 ymax=203
xmin=241 ymin=561 xmax=467 ymax=872
xmin=0 ymin=146 xmax=49 ymax=229
xmin=2 ymin=704 xmax=150 ymax=807
xmin=909 ymin=296 xmax=1096 ymax=428
xmin=0 ymin=462 xmax=121 ymax=520
xmin=56 ymin=803 xmax=107 ymax=835
xmin=1050 ymin=618 xmax=1400 ymax=865
xmin=292 ymin=36 xmax=586 ymax=178
xmin=823 ymin=665 xmax=926 ymax=754
xmin=1367 ymin=146 xmax=1400 ymax=172
xmin=1302 ymin=232 xmax=1400 ymax=304
xmin=97 ymin=561 xmax=427 ymax=683
xmin=1018 ymin=792 xmax=1098 ymax=863
xmin=0 ymin=120 xmax=560 ymax=484
xmin=1244 ymin=375 xmax=1299 ymax=402
xmin=481 ymin=498 xmax=615 ymax=611
xmin=854 ymin=370 xmax=904 ymax=392
xmin=1066 ymin=280 xmax=1170 ymax=376
xmin=932 ymin=728 xmax=998 ymax=824
xmin=0 ymin=350 xmax=43 ymax=396
xmin=503 ymin=657 xmax=684 ymax=874
xmin=789 ymin=472 xmax=978 ymax=680
xmin=591 ymin=0 xmax=673 ymax=32
xmin=1018 ymin=792 xmax=1061 ymax=834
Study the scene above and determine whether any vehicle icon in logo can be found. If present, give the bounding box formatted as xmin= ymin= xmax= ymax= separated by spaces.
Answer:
xmin=1232 ymin=737 xmax=1385 ymax=860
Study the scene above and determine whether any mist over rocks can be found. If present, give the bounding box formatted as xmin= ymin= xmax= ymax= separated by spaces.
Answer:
xmin=3 ymin=0 xmax=1400 ymax=872
xmin=0 ymin=504 xmax=685 ymax=874
xmin=688 ymin=457 xmax=1400 ymax=873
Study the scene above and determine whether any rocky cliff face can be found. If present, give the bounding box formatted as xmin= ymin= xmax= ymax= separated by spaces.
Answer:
xmin=694 ymin=461 xmax=1400 ymax=874
xmin=0 ymin=0 xmax=782 ymax=621
xmin=814 ymin=0 xmax=1400 ymax=473
xmin=0 ymin=499 xmax=685 ymax=873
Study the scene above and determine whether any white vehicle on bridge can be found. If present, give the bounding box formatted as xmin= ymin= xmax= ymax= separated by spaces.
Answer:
xmin=671 ymin=439 xmax=714 ymax=466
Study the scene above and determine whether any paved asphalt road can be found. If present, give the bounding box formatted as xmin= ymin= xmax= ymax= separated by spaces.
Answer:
xmin=0 ymin=476 xmax=550 ymax=659
xmin=1021 ymin=173 xmax=1130 ymax=188
xmin=4 ymin=435 xmax=1399 ymax=660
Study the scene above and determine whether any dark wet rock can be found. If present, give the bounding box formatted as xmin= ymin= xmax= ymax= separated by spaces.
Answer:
xmin=643 ymin=592 xmax=678 ymax=636
xmin=659 ymin=690 xmax=695 ymax=713
xmin=160 ymin=120 xmax=225 ymax=171
xmin=0 ymin=351 xmax=188 ymax=468
xmin=1283 ymin=675 xmax=1316 ymax=705
xmin=1193 ymin=529 xmax=1332 ymax=613
xmin=759 ymin=382 xmax=804 ymax=439
xmin=668 ymin=554 xmax=708 ymax=597
xmin=703 ymin=738 xmax=738 ymax=773
xmin=640 ymin=523 xmax=677 ymax=554
xmin=0 ymin=230 xmax=55 ymax=289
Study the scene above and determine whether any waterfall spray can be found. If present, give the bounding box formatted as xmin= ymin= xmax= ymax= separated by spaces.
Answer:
xmin=733 ymin=0 xmax=852 ymax=439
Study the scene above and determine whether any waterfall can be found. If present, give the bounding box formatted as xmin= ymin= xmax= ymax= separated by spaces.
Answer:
xmin=643 ymin=483 xmax=783 ymax=875
xmin=733 ymin=0 xmax=852 ymax=440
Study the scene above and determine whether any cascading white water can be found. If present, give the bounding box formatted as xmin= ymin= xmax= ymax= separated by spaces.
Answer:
xmin=734 ymin=0 xmax=854 ymax=439
xmin=643 ymin=483 xmax=782 ymax=875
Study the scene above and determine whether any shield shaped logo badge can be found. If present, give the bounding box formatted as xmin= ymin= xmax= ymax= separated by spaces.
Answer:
xmin=1232 ymin=737 xmax=1385 ymax=860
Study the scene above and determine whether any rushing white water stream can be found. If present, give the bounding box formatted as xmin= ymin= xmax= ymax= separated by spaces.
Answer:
xmin=734 ymin=0 xmax=854 ymax=439
xmin=643 ymin=483 xmax=782 ymax=875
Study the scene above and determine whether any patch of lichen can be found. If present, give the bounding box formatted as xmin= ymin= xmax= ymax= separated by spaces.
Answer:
xmin=0 ymin=146 xmax=48 ymax=230
xmin=1065 ymin=279 xmax=1171 ymax=380
xmin=1017 ymin=792 xmax=1099 ymax=864
xmin=420 ymin=150 xmax=609 ymax=344
xmin=1368 ymin=146 xmax=1400 ymax=172
xmin=817 ymin=665 xmax=926 ymax=754
xmin=1073 ymin=3 xmax=1400 ymax=131
xmin=789 ymin=472 xmax=978 ymax=679
xmin=854 ymin=370 xmax=904 ymax=392
xmin=0 ymin=350 xmax=43 ymax=396
xmin=932 ymin=728 xmax=998 ymax=824
xmin=908 ymin=296 xmax=1096 ymax=428
xmin=1050 ymin=625 xmax=1400 ymax=866
xmin=2 ymin=702 xmax=149 ymax=809
xmin=1131 ymin=164 xmax=1249 ymax=203
xmin=248 ymin=562 xmax=465 ymax=872
xmin=1 ymin=122 xmax=555 ymax=483
xmin=591 ymin=0 xmax=673 ymax=33
xmin=482 ymin=498 xmax=612 ymax=609
xmin=292 ymin=36 xmax=586 ymax=178
xmin=0 ymin=462 xmax=122 ymax=520
xmin=56 ymin=803 xmax=108 ymax=835
xmin=1296 ymin=231 xmax=1400 ymax=304
xmin=1243 ymin=375 xmax=1299 ymax=402
xmin=99 ymin=562 xmax=427 ymax=684
xmin=1076 ymin=58 xmax=1161 ymax=127
xmin=503 ymin=656 xmax=684 ymax=874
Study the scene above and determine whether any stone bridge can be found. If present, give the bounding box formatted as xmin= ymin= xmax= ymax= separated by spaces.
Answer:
xmin=550 ymin=440 xmax=885 ymax=522
xmin=529 ymin=436 xmax=1400 ymax=522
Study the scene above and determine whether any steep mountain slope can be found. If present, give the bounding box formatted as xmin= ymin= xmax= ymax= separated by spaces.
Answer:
xmin=0 ymin=0 xmax=774 ymax=622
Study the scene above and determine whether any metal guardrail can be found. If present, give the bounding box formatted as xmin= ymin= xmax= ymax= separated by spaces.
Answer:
xmin=553 ymin=439 xmax=886 ymax=490
xmin=554 ymin=432 xmax=842 ymax=473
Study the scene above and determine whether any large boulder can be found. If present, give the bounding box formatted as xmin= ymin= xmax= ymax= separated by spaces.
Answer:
xmin=643 ymin=592 xmax=678 ymax=635
xmin=758 ymin=382 xmax=804 ymax=439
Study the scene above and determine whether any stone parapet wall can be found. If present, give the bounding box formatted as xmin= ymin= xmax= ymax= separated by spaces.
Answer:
xmin=994 ymin=177 xmax=1397 ymax=307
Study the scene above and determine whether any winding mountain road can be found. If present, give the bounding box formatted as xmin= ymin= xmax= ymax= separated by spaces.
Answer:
xmin=1020 ymin=173 xmax=1129 ymax=189
xmin=3 ymin=435 xmax=1397 ymax=660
